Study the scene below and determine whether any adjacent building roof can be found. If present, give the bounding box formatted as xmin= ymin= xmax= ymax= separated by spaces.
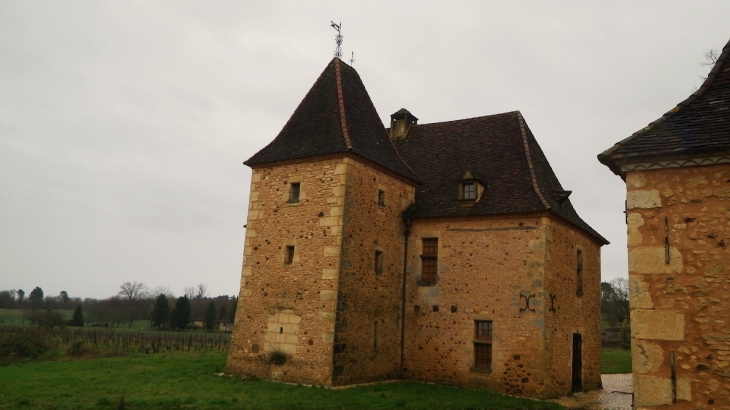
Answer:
xmin=245 ymin=58 xmax=420 ymax=183
xmin=392 ymin=112 xmax=607 ymax=244
xmin=599 ymin=37 xmax=730 ymax=176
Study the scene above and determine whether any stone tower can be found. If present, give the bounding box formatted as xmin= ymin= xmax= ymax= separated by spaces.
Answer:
xmin=226 ymin=58 xmax=420 ymax=386
xmin=599 ymin=37 xmax=730 ymax=408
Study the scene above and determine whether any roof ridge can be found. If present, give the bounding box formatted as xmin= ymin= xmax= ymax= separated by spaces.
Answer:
xmin=517 ymin=112 xmax=550 ymax=209
xmin=599 ymin=36 xmax=730 ymax=164
xmin=410 ymin=111 xmax=520 ymax=128
xmin=334 ymin=58 xmax=353 ymax=151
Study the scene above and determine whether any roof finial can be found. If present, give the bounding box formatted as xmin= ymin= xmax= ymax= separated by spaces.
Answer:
xmin=349 ymin=51 xmax=355 ymax=66
xmin=330 ymin=21 xmax=343 ymax=58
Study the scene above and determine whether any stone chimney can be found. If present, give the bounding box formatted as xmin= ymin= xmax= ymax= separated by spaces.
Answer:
xmin=390 ymin=108 xmax=418 ymax=139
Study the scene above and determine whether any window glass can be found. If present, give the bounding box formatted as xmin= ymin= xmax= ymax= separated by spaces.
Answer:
xmin=576 ymin=249 xmax=584 ymax=296
xmin=475 ymin=320 xmax=493 ymax=340
xmin=474 ymin=343 xmax=492 ymax=369
xmin=375 ymin=250 xmax=383 ymax=274
xmin=285 ymin=246 xmax=294 ymax=264
xmin=290 ymin=183 xmax=300 ymax=202
xmin=462 ymin=182 xmax=475 ymax=200
xmin=420 ymin=238 xmax=438 ymax=283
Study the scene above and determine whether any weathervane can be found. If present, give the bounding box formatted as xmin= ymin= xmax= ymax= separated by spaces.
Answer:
xmin=349 ymin=51 xmax=355 ymax=66
xmin=330 ymin=21 xmax=343 ymax=58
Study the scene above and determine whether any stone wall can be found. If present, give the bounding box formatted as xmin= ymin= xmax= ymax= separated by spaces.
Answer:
xmin=626 ymin=164 xmax=730 ymax=409
xmin=226 ymin=156 xmax=416 ymax=386
xmin=226 ymin=157 xmax=349 ymax=385
xmin=543 ymin=218 xmax=602 ymax=397
xmin=400 ymin=215 xmax=599 ymax=398
xmin=226 ymin=155 xmax=603 ymax=399
xmin=331 ymin=158 xmax=416 ymax=385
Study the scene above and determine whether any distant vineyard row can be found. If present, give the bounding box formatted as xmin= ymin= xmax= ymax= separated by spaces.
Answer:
xmin=0 ymin=326 xmax=230 ymax=363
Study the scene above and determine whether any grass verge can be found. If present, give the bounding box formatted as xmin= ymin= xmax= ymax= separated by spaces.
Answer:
xmin=0 ymin=351 xmax=564 ymax=409
xmin=601 ymin=348 xmax=631 ymax=374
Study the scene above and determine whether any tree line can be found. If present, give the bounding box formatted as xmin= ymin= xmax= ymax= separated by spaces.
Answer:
xmin=600 ymin=277 xmax=630 ymax=349
xmin=0 ymin=282 xmax=237 ymax=331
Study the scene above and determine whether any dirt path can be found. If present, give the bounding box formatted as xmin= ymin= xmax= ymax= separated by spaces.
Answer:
xmin=550 ymin=374 xmax=632 ymax=410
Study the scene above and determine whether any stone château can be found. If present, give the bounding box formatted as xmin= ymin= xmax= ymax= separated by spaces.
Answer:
xmin=227 ymin=57 xmax=607 ymax=399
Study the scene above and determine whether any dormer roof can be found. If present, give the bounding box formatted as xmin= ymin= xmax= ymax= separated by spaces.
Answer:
xmin=599 ymin=37 xmax=730 ymax=177
xmin=391 ymin=108 xmax=418 ymax=121
xmin=245 ymin=58 xmax=420 ymax=183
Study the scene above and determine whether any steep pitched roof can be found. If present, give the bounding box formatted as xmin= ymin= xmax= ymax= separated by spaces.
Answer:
xmin=393 ymin=112 xmax=607 ymax=244
xmin=245 ymin=58 xmax=419 ymax=183
xmin=599 ymin=37 xmax=730 ymax=176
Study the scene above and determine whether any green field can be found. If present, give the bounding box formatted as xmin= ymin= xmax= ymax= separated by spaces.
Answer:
xmin=601 ymin=348 xmax=632 ymax=374
xmin=0 ymin=351 xmax=564 ymax=410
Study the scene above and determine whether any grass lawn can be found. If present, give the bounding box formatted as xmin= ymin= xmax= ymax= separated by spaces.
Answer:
xmin=0 ymin=309 xmax=27 ymax=325
xmin=601 ymin=348 xmax=631 ymax=374
xmin=0 ymin=351 xmax=564 ymax=410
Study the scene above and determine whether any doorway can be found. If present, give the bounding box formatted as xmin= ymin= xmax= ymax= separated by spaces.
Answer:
xmin=572 ymin=333 xmax=582 ymax=393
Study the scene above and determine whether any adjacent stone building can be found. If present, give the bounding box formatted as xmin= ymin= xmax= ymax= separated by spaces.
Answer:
xmin=599 ymin=38 xmax=730 ymax=409
xmin=227 ymin=57 xmax=607 ymax=399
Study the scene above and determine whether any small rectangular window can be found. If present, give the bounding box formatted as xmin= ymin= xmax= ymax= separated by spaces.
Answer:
xmin=462 ymin=182 xmax=475 ymax=200
xmin=473 ymin=320 xmax=493 ymax=370
xmin=420 ymin=238 xmax=438 ymax=283
xmin=378 ymin=190 xmax=386 ymax=207
xmin=576 ymin=249 xmax=584 ymax=297
xmin=374 ymin=250 xmax=383 ymax=274
xmin=474 ymin=343 xmax=492 ymax=369
xmin=289 ymin=183 xmax=300 ymax=202
xmin=285 ymin=246 xmax=295 ymax=265
xmin=422 ymin=238 xmax=438 ymax=255
xmin=475 ymin=320 xmax=492 ymax=341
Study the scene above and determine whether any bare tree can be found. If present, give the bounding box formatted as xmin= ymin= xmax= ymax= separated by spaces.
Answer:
xmin=702 ymin=49 xmax=720 ymax=67
xmin=150 ymin=285 xmax=174 ymax=299
xmin=118 ymin=282 xmax=148 ymax=300
xmin=184 ymin=287 xmax=196 ymax=300
xmin=195 ymin=283 xmax=208 ymax=299
xmin=700 ymin=49 xmax=720 ymax=81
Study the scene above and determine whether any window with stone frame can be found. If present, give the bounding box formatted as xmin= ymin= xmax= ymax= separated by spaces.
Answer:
xmin=420 ymin=238 xmax=438 ymax=283
xmin=378 ymin=190 xmax=386 ymax=207
xmin=285 ymin=246 xmax=295 ymax=265
xmin=473 ymin=320 xmax=493 ymax=370
xmin=289 ymin=182 xmax=300 ymax=203
xmin=576 ymin=248 xmax=584 ymax=297
xmin=374 ymin=250 xmax=383 ymax=275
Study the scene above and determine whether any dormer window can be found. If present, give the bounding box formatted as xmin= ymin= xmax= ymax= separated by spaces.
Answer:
xmin=389 ymin=109 xmax=418 ymax=139
xmin=458 ymin=169 xmax=484 ymax=204
xmin=462 ymin=182 xmax=475 ymax=200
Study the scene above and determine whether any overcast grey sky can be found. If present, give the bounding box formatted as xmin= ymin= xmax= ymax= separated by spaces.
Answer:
xmin=1 ymin=1 xmax=729 ymax=299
